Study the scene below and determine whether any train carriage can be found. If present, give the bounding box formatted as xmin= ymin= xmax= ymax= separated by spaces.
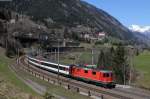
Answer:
xmin=27 ymin=56 xmax=70 ymax=75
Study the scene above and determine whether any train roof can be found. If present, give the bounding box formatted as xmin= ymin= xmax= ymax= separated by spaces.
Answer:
xmin=73 ymin=65 xmax=112 ymax=73
xmin=27 ymin=55 xmax=112 ymax=73
xmin=100 ymin=70 xmax=112 ymax=73
xmin=28 ymin=55 xmax=70 ymax=68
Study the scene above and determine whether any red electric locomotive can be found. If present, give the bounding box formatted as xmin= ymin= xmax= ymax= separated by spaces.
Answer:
xmin=70 ymin=65 xmax=115 ymax=88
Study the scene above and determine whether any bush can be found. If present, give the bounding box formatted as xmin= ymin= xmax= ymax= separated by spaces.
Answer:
xmin=95 ymin=40 xmax=104 ymax=45
xmin=5 ymin=48 xmax=16 ymax=58
xmin=44 ymin=92 xmax=54 ymax=99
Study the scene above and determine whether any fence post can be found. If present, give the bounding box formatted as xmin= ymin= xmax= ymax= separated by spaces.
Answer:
xmin=101 ymin=94 xmax=104 ymax=99
xmin=88 ymin=91 xmax=91 ymax=96
xmin=35 ymin=73 xmax=36 ymax=77
xmin=53 ymin=80 xmax=55 ymax=84
xmin=59 ymin=82 xmax=62 ymax=86
xmin=76 ymin=87 xmax=79 ymax=93
xmin=68 ymin=84 xmax=70 ymax=90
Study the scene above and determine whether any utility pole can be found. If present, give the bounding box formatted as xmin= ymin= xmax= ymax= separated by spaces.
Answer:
xmin=91 ymin=38 xmax=95 ymax=65
xmin=129 ymin=48 xmax=134 ymax=85
xmin=55 ymin=49 xmax=57 ymax=62
xmin=92 ymin=49 xmax=94 ymax=65
xmin=124 ymin=63 xmax=126 ymax=85
xmin=5 ymin=21 xmax=8 ymax=50
xmin=57 ymin=39 xmax=60 ymax=82
xmin=74 ymin=56 xmax=76 ymax=64
xmin=17 ymin=47 xmax=19 ymax=64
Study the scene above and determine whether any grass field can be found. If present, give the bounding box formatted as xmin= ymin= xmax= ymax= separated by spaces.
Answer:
xmin=0 ymin=47 xmax=41 ymax=99
xmin=134 ymin=50 xmax=150 ymax=89
xmin=59 ymin=51 xmax=99 ymax=65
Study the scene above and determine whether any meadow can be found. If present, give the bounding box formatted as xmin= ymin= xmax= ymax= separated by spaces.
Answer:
xmin=134 ymin=50 xmax=150 ymax=89
xmin=0 ymin=47 xmax=41 ymax=99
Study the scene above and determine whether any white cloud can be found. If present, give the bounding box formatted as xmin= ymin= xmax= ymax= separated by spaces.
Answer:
xmin=129 ymin=25 xmax=150 ymax=33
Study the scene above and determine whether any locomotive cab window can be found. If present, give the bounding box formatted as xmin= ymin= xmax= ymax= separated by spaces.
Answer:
xmin=103 ymin=73 xmax=109 ymax=77
xmin=103 ymin=73 xmax=106 ymax=77
xmin=110 ymin=73 xmax=113 ymax=77
xmin=77 ymin=69 xmax=80 ymax=71
xmin=106 ymin=73 xmax=109 ymax=77
xmin=84 ymin=70 xmax=88 ymax=73
xmin=92 ymin=71 xmax=96 ymax=75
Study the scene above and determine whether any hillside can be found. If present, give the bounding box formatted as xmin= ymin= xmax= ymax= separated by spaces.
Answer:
xmin=0 ymin=0 xmax=135 ymax=40
xmin=0 ymin=47 xmax=42 ymax=99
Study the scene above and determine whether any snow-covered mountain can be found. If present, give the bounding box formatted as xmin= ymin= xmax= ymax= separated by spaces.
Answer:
xmin=129 ymin=25 xmax=150 ymax=33
xmin=129 ymin=25 xmax=150 ymax=39
xmin=128 ymin=25 xmax=150 ymax=47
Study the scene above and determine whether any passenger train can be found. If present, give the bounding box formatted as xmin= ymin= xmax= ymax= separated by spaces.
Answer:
xmin=26 ymin=55 xmax=115 ymax=88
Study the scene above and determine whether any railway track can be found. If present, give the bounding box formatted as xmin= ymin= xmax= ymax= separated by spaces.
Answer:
xmin=14 ymin=56 xmax=150 ymax=99
xmin=113 ymin=88 xmax=150 ymax=99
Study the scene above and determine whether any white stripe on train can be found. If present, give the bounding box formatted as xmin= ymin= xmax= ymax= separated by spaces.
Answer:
xmin=28 ymin=60 xmax=70 ymax=75
xmin=27 ymin=56 xmax=70 ymax=68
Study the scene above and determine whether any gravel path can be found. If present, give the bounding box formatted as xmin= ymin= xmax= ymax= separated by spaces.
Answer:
xmin=9 ymin=63 xmax=46 ymax=95
xmin=25 ymin=79 xmax=47 ymax=95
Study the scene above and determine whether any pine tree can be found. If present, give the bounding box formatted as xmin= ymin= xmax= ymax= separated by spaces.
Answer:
xmin=64 ymin=27 xmax=69 ymax=39
xmin=97 ymin=50 xmax=105 ymax=69
xmin=109 ymin=46 xmax=115 ymax=69
xmin=112 ymin=45 xmax=127 ymax=84
xmin=97 ymin=47 xmax=115 ymax=70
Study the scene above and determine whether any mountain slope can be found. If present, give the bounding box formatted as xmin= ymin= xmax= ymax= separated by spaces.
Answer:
xmin=1 ymin=0 xmax=134 ymax=40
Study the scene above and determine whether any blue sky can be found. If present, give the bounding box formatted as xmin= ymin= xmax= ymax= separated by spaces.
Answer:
xmin=83 ymin=0 xmax=150 ymax=27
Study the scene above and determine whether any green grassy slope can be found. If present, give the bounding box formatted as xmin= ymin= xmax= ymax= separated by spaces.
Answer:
xmin=0 ymin=48 xmax=41 ymax=99
xmin=134 ymin=50 xmax=150 ymax=89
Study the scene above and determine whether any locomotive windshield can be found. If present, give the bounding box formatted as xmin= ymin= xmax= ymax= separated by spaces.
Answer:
xmin=103 ymin=73 xmax=112 ymax=77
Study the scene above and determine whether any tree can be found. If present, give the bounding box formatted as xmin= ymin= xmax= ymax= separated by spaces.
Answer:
xmin=112 ymin=45 xmax=128 ymax=84
xmin=64 ymin=27 xmax=69 ymax=39
xmin=106 ymin=47 xmax=115 ymax=70
xmin=5 ymin=38 xmax=23 ymax=58
xmin=97 ymin=47 xmax=115 ymax=70
xmin=72 ymin=32 xmax=80 ymax=41
xmin=97 ymin=50 xmax=105 ymax=69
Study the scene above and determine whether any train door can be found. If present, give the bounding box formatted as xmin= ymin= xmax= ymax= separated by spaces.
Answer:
xmin=69 ymin=65 xmax=73 ymax=75
xmin=69 ymin=65 xmax=77 ymax=77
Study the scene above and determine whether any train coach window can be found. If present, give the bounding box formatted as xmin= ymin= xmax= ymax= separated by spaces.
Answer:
xmin=65 ymin=68 xmax=69 ymax=71
xmin=84 ymin=70 xmax=88 ymax=73
xmin=92 ymin=71 xmax=96 ymax=75
xmin=42 ymin=62 xmax=66 ymax=71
